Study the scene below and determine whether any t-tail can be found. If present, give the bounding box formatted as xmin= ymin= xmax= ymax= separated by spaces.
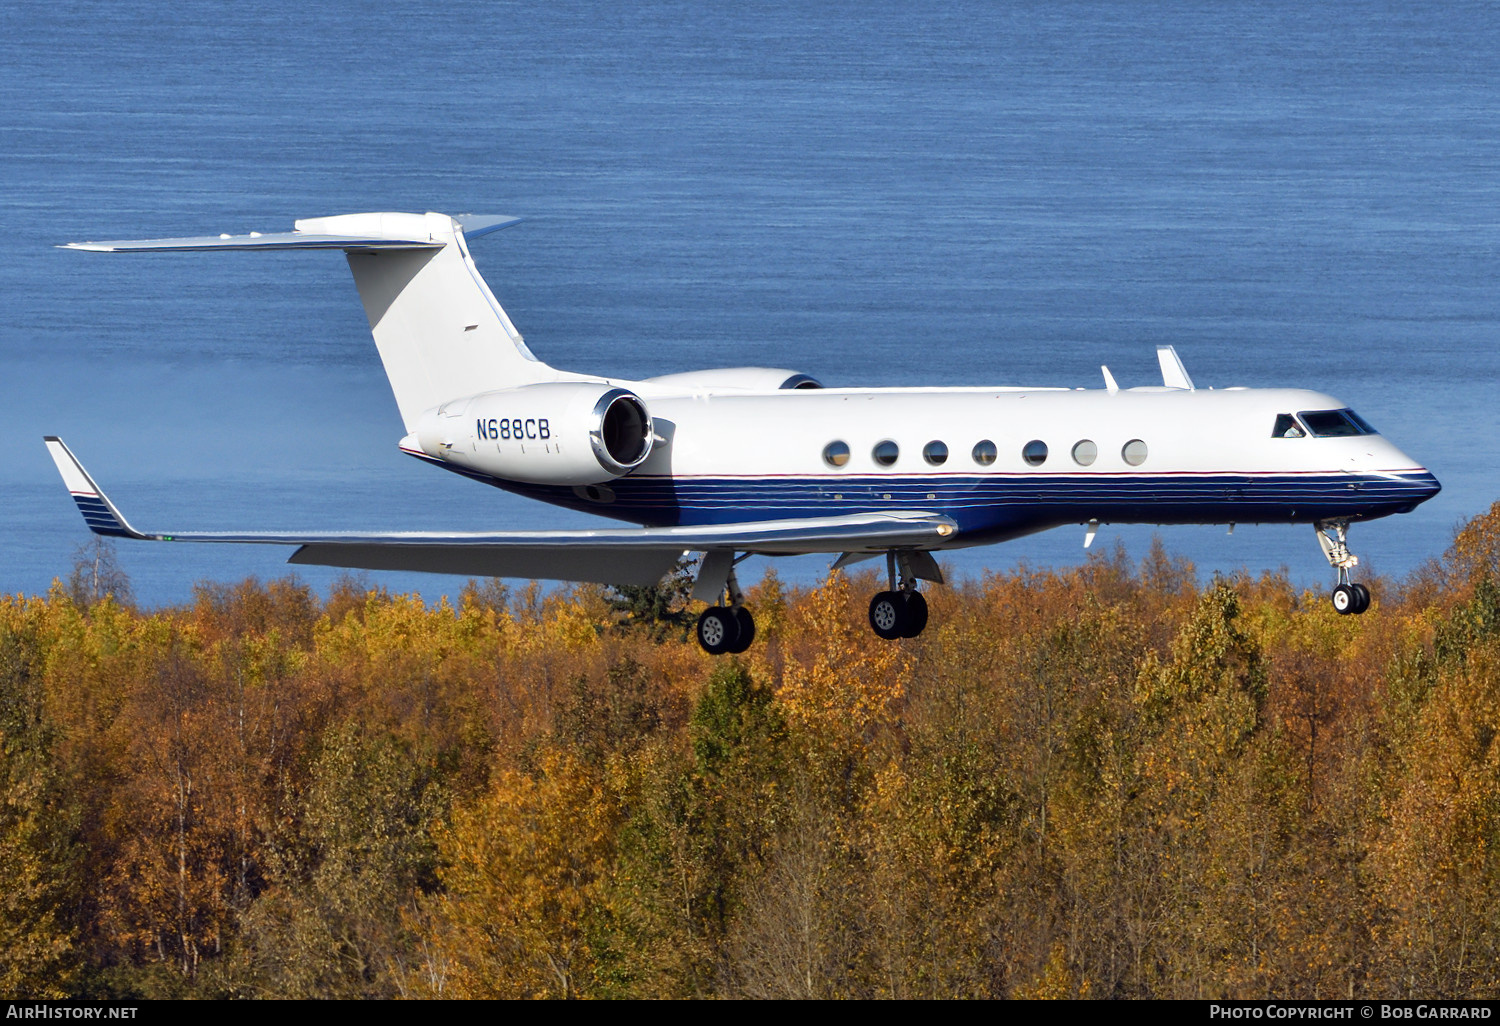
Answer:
xmin=62 ymin=211 xmax=573 ymax=432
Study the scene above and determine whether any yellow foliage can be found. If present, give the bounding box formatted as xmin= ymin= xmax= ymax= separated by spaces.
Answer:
xmin=416 ymin=747 xmax=622 ymax=998
xmin=773 ymin=572 xmax=910 ymax=745
xmin=1448 ymin=500 xmax=1500 ymax=590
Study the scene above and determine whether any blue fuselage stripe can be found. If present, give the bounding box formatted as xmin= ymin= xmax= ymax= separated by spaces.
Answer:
xmin=470 ymin=470 xmax=1441 ymax=536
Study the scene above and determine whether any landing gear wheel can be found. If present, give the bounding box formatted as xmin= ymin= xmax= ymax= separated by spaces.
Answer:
xmin=901 ymin=591 xmax=929 ymax=638
xmin=728 ymin=606 xmax=756 ymax=653
xmin=696 ymin=607 xmax=740 ymax=654
xmin=1332 ymin=584 xmax=1357 ymax=616
xmin=869 ymin=591 xmax=908 ymax=640
xmin=1351 ymin=583 xmax=1371 ymax=614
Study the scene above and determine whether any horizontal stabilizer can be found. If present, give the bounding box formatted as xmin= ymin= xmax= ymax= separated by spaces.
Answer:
xmin=60 ymin=213 xmax=521 ymax=253
xmin=44 ymin=439 xmax=958 ymax=586
xmin=62 ymin=232 xmax=442 ymax=253
xmin=60 ymin=211 xmax=546 ymax=432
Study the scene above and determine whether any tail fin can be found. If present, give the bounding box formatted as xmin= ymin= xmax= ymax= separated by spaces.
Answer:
xmin=63 ymin=211 xmax=563 ymax=431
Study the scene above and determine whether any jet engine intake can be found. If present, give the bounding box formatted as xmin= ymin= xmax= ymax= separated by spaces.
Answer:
xmin=416 ymin=383 xmax=654 ymax=485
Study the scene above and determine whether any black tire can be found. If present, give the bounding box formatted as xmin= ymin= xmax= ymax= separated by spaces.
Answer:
xmin=1331 ymin=584 xmax=1357 ymax=616
xmin=696 ymin=606 xmax=740 ymax=654
xmin=1351 ymin=583 xmax=1371 ymax=614
xmin=869 ymin=591 xmax=908 ymax=640
xmin=728 ymin=606 xmax=756 ymax=653
xmin=901 ymin=591 xmax=929 ymax=638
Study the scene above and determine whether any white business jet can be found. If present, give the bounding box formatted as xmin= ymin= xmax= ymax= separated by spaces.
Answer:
xmin=48 ymin=212 xmax=1440 ymax=653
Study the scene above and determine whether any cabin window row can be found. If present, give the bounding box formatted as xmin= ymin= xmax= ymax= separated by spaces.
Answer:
xmin=822 ymin=438 xmax=1149 ymax=469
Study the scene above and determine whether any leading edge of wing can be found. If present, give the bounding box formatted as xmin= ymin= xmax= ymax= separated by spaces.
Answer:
xmin=44 ymin=437 xmax=957 ymax=585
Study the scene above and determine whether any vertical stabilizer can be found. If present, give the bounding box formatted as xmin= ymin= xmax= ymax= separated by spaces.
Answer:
xmin=303 ymin=212 xmax=564 ymax=431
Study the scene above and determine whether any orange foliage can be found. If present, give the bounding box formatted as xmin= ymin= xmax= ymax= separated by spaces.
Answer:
xmin=10 ymin=519 xmax=1500 ymax=998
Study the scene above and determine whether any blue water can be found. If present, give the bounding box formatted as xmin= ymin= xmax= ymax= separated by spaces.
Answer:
xmin=3 ymin=1 xmax=1498 ymax=607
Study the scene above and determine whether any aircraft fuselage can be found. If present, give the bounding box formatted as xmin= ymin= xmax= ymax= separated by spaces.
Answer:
xmin=418 ymin=384 xmax=1439 ymax=544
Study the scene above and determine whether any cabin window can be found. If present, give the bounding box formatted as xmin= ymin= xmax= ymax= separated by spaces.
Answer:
xmin=1022 ymin=440 xmax=1048 ymax=466
xmin=1299 ymin=409 xmax=1377 ymax=438
xmin=823 ymin=441 xmax=850 ymax=468
xmin=923 ymin=440 xmax=949 ymax=466
xmin=972 ymin=440 xmax=997 ymax=466
xmin=873 ymin=440 xmax=899 ymax=467
xmin=1272 ymin=414 xmax=1305 ymax=439
xmin=1122 ymin=439 xmax=1148 ymax=466
xmin=1071 ymin=439 xmax=1097 ymax=466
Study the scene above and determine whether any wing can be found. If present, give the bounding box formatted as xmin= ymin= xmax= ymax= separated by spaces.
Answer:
xmin=45 ymin=438 xmax=958 ymax=586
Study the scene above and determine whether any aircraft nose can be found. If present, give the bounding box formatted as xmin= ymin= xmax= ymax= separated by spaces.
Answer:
xmin=1415 ymin=469 xmax=1442 ymax=502
xmin=1394 ymin=468 xmax=1441 ymax=513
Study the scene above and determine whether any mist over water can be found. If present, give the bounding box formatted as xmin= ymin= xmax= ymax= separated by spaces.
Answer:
xmin=3 ymin=2 xmax=1497 ymax=607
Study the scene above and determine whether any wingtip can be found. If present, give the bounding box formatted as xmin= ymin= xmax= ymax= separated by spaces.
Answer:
xmin=43 ymin=438 xmax=140 ymax=539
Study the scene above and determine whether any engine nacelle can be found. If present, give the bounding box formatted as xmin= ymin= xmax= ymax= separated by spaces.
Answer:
xmin=641 ymin=367 xmax=822 ymax=392
xmin=415 ymin=382 xmax=654 ymax=485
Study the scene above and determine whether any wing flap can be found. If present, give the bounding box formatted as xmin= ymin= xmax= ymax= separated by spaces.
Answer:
xmin=288 ymin=543 xmax=686 ymax=586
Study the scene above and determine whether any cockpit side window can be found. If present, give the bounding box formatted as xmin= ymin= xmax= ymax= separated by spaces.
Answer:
xmin=1299 ymin=409 xmax=1376 ymax=438
xmin=1272 ymin=413 xmax=1305 ymax=439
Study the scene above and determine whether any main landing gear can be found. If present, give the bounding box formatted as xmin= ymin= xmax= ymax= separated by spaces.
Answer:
xmin=868 ymin=550 xmax=931 ymax=641
xmin=1317 ymin=520 xmax=1371 ymax=616
xmin=694 ymin=553 xmax=756 ymax=655
xmin=696 ymin=603 xmax=755 ymax=655
xmin=691 ymin=549 xmax=939 ymax=654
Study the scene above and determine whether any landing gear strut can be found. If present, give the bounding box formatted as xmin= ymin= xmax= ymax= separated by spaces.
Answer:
xmin=695 ymin=555 xmax=756 ymax=654
xmin=1317 ymin=520 xmax=1370 ymax=615
xmin=869 ymin=551 xmax=930 ymax=640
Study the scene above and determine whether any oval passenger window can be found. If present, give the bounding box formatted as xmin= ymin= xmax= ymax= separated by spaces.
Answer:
xmin=823 ymin=441 xmax=850 ymax=468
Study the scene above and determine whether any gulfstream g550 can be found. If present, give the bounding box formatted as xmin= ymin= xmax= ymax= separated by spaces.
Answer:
xmin=48 ymin=212 xmax=1440 ymax=652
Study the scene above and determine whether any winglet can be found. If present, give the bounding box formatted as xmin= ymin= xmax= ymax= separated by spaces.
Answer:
xmin=1101 ymin=365 xmax=1120 ymax=393
xmin=1156 ymin=345 xmax=1195 ymax=390
xmin=43 ymin=438 xmax=143 ymax=538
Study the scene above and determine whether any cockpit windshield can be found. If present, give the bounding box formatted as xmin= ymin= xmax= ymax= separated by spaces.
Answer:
xmin=1297 ymin=409 xmax=1378 ymax=438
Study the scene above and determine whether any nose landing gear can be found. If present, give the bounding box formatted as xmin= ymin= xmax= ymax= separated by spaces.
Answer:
xmin=1317 ymin=520 xmax=1370 ymax=615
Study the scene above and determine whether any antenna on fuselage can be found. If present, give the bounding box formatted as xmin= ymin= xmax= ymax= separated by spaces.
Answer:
xmin=1156 ymin=346 xmax=1196 ymax=390
xmin=1101 ymin=366 xmax=1120 ymax=393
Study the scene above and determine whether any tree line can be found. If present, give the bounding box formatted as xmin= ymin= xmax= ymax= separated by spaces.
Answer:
xmin=6 ymin=508 xmax=1500 ymax=999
